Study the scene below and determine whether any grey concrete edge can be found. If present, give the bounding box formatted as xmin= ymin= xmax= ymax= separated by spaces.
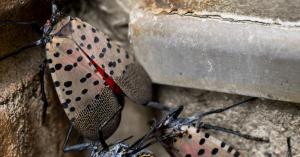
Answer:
xmin=129 ymin=8 xmax=300 ymax=103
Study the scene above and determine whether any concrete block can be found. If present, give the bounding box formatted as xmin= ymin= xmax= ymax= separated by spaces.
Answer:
xmin=129 ymin=8 xmax=300 ymax=103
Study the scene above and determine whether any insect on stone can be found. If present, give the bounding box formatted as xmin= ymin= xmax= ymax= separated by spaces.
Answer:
xmin=150 ymin=98 xmax=269 ymax=157
xmin=46 ymin=15 xmax=152 ymax=140
xmin=0 ymin=1 xmax=152 ymax=144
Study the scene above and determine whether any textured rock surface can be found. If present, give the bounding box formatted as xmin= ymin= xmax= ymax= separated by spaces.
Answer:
xmin=0 ymin=0 xmax=52 ymax=58
xmin=156 ymin=85 xmax=300 ymax=157
xmin=0 ymin=1 xmax=83 ymax=157
xmin=0 ymin=48 xmax=84 ymax=157
xmin=143 ymin=0 xmax=300 ymax=21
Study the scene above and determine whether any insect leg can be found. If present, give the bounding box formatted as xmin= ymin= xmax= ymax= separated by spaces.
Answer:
xmin=39 ymin=60 xmax=49 ymax=124
xmin=63 ymin=124 xmax=93 ymax=152
xmin=0 ymin=20 xmax=38 ymax=26
xmin=98 ymin=130 xmax=109 ymax=150
xmin=287 ymin=137 xmax=292 ymax=157
xmin=96 ymin=106 xmax=123 ymax=150
xmin=199 ymin=122 xmax=269 ymax=142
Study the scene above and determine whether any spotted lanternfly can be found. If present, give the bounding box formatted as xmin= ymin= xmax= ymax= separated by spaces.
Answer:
xmin=150 ymin=98 xmax=269 ymax=157
xmin=164 ymin=125 xmax=242 ymax=157
xmin=0 ymin=0 xmax=152 ymax=145
xmin=45 ymin=15 xmax=152 ymax=140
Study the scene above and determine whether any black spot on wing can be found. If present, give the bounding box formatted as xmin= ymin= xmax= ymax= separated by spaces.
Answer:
xmin=47 ymin=59 xmax=52 ymax=63
xmin=93 ymin=80 xmax=99 ymax=85
xmin=94 ymin=36 xmax=99 ymax=43
xmin=221 ymin=142 xmax=226 ymax=148
xmin=211 ymin=148 xmax=218 ymax=155
xmin=81 ymin=35 xmax=86 ymax=40
xmin=87 ymin=44 xmax=92 ymax=50
xmin=80 ymin=77 xmax=86 ymax=83
xmin=205 ymin=133 xmax=210 ymax=138
xmin=86 ymin=73 xmax=92 ymax=78
xmin=55 ymin=63 xmax=62 ymax=70
xmin=199 ymin=138 xmax=205 ymax=145
xmin=234 ymin=151 xmax=240 ymax=157
xmin=64 ymin=81 xmax=72 ymax=87
xmin=54 ymin=81 xmax=60 ymax=87
xmin=66 ymin=49 xmax=73 ymax=55
xmin=82 ymin=89 xmax=88 ymax=94
xmin=54 ymin=52 xmax=60 ymax=57
xmin=77 ymin=56 xmax=83 ymax=62
xmin=107 ymin=42 xmax=112 ymax=49
xmin=75 ymin=97 xmax=81 ymax=101
xmin=65 ymin=90 xmax=72 ymax=95
xmin=64 ymin=64 xmax=73 ymax=71
xmin=198 ymin=149 xmax=205 ymax=155
xmin=227 ymin=146 xmax=233 ymax=153
xmin=70 ymin=107 xmax=75 ymax=112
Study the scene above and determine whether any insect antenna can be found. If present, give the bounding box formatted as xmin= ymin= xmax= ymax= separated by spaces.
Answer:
xmin=287 ymin=137 xmax=292 ymax=157
xmin=0 ymin=19 xmax=42 ymax=35
xmin=0 ymin=20 xmax=38 ymax=26
xmin=194 ymin=97 xmax=257 ymax=120
xmin=199 ymin=122 xmax=269 ymax=142
xmin=0 ymin=39 xmax=42 ymax=61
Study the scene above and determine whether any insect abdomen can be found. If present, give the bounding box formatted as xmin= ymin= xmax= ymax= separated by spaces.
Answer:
xmin=73 ymin=87 xmax=121 ymax=140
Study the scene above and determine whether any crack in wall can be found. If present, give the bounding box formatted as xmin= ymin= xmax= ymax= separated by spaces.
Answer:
xmin=143 ymin=7 xmax=300 ymax=28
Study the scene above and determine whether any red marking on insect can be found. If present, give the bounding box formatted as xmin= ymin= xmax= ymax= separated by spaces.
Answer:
xmin=81 ymin=49 xmax=123 ymax=96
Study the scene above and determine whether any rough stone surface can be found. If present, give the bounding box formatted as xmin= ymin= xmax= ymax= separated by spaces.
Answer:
xmin=143 ymin=0 xmax=300 ymax=22
xmin=156 ymin=85 xmax=300 ymax=157
xmin=0 ymin=0 xmax=52 ymax=58
xmin=130 ymin=8 xmax=300 ymax=103
xmin=0 ymin=1 xmax=84 ymax=157
xmin=0 ymin=47 xmax=84 ymax=157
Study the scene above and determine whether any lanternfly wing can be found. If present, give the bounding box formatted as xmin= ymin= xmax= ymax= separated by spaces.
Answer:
xmin=164 ymin=125 xmax=243 ymax=157
xmin=69 ymin=18 xmax=152 ymax=104
xmin=46 ymin=36 xmax=121 ymax=139
xmin=46 ymin=37 xmax=107 ymax=119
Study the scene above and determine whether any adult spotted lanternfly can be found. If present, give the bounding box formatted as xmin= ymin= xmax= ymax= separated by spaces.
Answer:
xmin=149 ymin=98 xmax=269 ymax=157
xmin=0 ymin=0 xmax=153 ymax=150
